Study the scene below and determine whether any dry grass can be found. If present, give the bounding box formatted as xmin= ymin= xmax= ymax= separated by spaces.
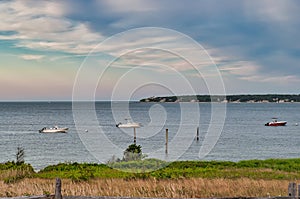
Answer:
xmin=0 ymin=178 xmax=294 ymax=198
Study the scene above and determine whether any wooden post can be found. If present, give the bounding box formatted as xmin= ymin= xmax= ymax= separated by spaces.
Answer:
xmin=196 ymin=127 xmax=199 ymax=141
xmin=133 ymin=127 xmax=136 ymax=144
xmin=55 ymin=178 xmax=62 ymax=199
xmin=165 ymin=129 xmax=168 ymax=154
xmin=288 ymin=182 xmax=297 ymax=198
xmin=298 ymin=184 xmax=300 ymax=199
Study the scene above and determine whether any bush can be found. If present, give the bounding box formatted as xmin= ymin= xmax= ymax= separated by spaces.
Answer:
xmin=123 ymin=144 xmax=143 ymax=161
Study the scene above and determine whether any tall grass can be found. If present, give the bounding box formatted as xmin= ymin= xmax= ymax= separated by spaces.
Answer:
xmin=0 ymin=178 xmax=294 ymax=197
xmin=1 ymin=158 xmax=300 ymax=197
xmin=0 ymin=162 xmax=34 ymax=183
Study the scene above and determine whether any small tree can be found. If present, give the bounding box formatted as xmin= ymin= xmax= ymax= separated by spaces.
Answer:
xmin=123 ymin=144 xmax=142 ymax=161
xmin=16 ymin=147 xmax=25 ymax=164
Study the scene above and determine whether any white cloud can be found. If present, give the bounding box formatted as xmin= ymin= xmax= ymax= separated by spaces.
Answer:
xmin=10 ymin=1 xmax=65 ymax=17
xmin=1 ymin=0 xmax=298 ymax=84
xmin=219 ymin=60 xmax=300 ymax=84
xmin=100 ymin=0 xmax=158 ymax=14
xmin=244 ymin=1 xmax=299 ymax=24
xmin=0 ymin=0 xmax=103 ymax=54
xmin=0 ymin=1 xmax=65 ymax=32
xmin=219 ymin=61 xmax=259 ymax=76
xmin=88 ymin=28 xmax=220 ymax=76
xmin=240 ymin=75 xmax=300 ymax=84
xmin=15 ymin=22 xmax=103 ymax=54
xmin=20 ymin=54 xmax=44 ymax=61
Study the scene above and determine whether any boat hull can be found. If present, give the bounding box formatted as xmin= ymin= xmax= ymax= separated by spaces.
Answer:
xmin=265 ymin=121 xmax=287 ymax=126
xmin=116 ymin=123 xmax=140 ymax=128
xmin=116 ymin=124 xmax=141 ymax=128
xmin=39 ymin=127 xmax=68 ymax=133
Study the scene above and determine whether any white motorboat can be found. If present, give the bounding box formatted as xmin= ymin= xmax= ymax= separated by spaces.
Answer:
xmin=265 ymin=118 xmax=287 ymax=126
xmin=116 ymin=119 xmax=141 ymax=128
xmin=39 ymin=126 xmax=68 ymax=133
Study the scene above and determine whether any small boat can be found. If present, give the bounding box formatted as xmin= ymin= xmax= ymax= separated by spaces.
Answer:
xmin=265 ymin=118 xmax=287 ymax=126
xmin=116 ymin=119 xmax=141 ymax=128
xmin=39 ymin=126 xmax=68 ymax=133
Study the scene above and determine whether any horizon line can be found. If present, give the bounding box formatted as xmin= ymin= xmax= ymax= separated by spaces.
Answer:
xmin=0 ymin=93 xmax=299 ymax=102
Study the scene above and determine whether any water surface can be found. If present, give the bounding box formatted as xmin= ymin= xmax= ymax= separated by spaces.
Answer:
xmin=0 ymin=102 xmax=299 ymax=170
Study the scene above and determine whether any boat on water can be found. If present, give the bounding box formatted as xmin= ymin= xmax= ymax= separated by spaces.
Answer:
xmin=39 ymin=126 xmax=69 ymax=133
xmin=265 ymin=118 xmax=287 ymax=126
xmin=116 ymin=119 xmax=141 ymax=128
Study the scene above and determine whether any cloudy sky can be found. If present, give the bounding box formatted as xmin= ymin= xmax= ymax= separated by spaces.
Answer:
xmin=0 ymin=0 xmax=299 ymax=101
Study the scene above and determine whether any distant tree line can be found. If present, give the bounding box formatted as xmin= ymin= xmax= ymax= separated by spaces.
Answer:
xmin=140 ymin=94 xmax=300 ymax=103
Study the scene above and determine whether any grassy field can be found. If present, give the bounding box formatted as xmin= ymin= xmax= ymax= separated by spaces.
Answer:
xmin=0 ymin=178 xmax=292 ymax=198
xmin=0 ymin=158 xmax=300 ymax=197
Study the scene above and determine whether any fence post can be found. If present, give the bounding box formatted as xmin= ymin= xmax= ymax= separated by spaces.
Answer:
xmin=196 ymin=127 xmax=199 ymax=141
xmin=55 ymin=178 xmax=62 ymax=199
xmin=298 ymin=184 xmax=300 ymax=199
xmin=288 ymin=182 xmax=297 ymax=198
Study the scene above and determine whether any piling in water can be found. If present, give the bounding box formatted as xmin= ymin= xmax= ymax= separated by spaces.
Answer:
xmin=165 ymin=128 xmax=168 ymax=154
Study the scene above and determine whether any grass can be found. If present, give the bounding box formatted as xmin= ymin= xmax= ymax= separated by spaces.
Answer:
xmin=35 ymin=158 xmax=300 ymax=180
xmin=0 ymin=178 xmax=294 ymax=197
xmin=151 ymin=159 xmax=300 ymax=179
xmin=0 ymin=162 xmax=34 ymax=184
xmin=0 ymin=158 xmax=300 ymax=197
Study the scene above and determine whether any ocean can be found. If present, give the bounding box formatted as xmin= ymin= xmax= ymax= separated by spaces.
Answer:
xmin=0 ymin=102 xmax=299 ymax=170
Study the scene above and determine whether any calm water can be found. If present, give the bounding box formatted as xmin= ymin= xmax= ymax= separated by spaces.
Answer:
xmin=0 ymin=102 xmax=299 ymax=170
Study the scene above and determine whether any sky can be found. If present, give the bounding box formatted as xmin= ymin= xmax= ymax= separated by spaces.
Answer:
xmin=0 ymin=0 xmax=300 ymax=101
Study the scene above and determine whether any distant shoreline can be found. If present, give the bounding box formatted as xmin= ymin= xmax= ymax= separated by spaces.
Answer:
xmin=140 ymin=94 xmax=300 ymax=103
xmin=1 ymin=94 xmax=300 ymax=103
